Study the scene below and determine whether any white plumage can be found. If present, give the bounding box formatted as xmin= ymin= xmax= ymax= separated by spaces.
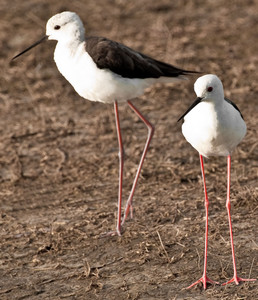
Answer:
xmin=181 ymin=74 xmax=246 ymax=157
xmin=47 ymin=12 xmax=185 ymax=103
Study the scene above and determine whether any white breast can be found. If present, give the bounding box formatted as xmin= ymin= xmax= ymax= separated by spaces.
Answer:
xmin=182 ymin=101 xmax=246 ymax=157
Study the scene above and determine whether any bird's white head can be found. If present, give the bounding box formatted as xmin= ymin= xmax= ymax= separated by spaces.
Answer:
xmin=46 ymin=11 xmax=85 ymax=43
xmin=194 ymin=74 xmax=224 ymax=103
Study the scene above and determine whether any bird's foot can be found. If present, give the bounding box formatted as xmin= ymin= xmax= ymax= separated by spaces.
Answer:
xmin=99 ymin=227 xmax=122 ymax=238
xmin=187 ymin=275 xmax=220 ymax=290
xmin=222 ymin=276 xmax=256 ymax=286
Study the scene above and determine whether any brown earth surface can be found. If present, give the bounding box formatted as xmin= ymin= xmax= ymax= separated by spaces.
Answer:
xmin=0 ymin=0 xmax=257 ymax=299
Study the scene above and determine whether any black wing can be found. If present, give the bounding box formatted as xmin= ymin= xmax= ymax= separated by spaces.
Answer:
xmin=224 ymin=98 xmax=244 ymax=120
xmin=85 ymin=36 xmax=198 ymax=79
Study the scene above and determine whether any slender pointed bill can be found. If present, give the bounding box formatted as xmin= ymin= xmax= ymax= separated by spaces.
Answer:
xmin=12 ymin=35 xmax=48 ymax=61
xmin=177 ymin=97 xmax=203 ymax=122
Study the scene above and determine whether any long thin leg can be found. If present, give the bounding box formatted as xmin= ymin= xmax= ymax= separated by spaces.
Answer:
xmin=122 ymin=100 xmax=154 ymax=225
xmin=103 ymin=101 xmax=124 ymax=237
xmin=222 ymin=155 xmax=256 ymax=285
xmin=114 ymin=101 xmax=124 ymax=235
xmin=188 ymin=154 xmax=219 ymax=289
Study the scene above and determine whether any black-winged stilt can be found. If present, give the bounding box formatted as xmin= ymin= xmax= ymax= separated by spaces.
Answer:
xmin=178 ymin=74 xmax=256 ymax=289
xmin=12 ymin=11 xmax=197 ymax=236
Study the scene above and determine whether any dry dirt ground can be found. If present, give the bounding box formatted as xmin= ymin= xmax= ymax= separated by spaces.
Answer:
xmin=0 ymin=0 xmax=257 ymax=299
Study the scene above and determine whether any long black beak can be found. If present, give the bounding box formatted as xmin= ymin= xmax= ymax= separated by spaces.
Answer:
xmin=12 ymin=35 xmax=48 ymax=61
xmin=177 ymin=97 xmax=203 ymax=122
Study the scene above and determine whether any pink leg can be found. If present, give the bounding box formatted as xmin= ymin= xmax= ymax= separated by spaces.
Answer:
xmin=102 ymin=102 xmax=123 ymax=237
xmin=122 ymin=100 xmax=154 ymax=225
xmin=114 ymin=101 xmax=124 ymax=236
xmin=188 ymin=154 xmax=219 ymax=289
xmin=222 ymin=155 xmax=256 ymax=285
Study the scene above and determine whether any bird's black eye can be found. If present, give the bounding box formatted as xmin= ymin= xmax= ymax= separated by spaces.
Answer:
xmin=207 ymin=86 xmax=213 ymax=92
xmin=54 ymin=25 xmax=61 ymax=30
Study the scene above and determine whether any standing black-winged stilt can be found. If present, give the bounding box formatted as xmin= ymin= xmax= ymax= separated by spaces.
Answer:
xmin=12 ymin=11 xmax=198 ymax=236
xmin=178 ymin=74 xmax=256 ymax=289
